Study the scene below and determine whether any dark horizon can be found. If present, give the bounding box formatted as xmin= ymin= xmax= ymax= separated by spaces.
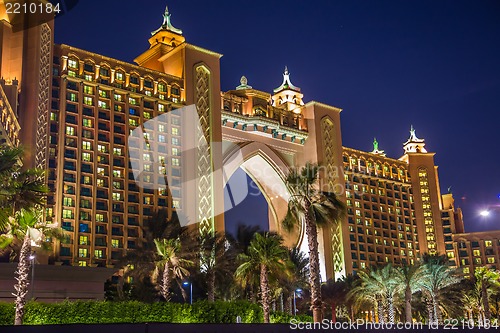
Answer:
xmin=53 ymin=0 xmax=500 ymax=232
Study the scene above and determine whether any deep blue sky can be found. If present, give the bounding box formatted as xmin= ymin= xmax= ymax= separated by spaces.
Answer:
xmin=54 ymin=0 xmax=500 ymax=232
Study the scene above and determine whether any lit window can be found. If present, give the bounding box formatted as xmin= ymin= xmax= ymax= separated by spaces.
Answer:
xmin=97 ymin=144 xmax=106 ymax=153
xmin=144 ymin=164 xmax=152 ymax=172
xmin=447 ymin=252 xmax=455 ymax=258
xmin=95 ymin=250 xmax=103 ymax=259
xmin=143 ymin=153 xmax=151 ymax=161
xmin=487 ymin=257 xmax=495 ymax=264
xmin=78 ymin=248 xmax=88 ymax=258
xmin=144 ymin=112 xmax=151 ymax=120
xmin=145 ymin=90 xmax=152 ymax=96
xmin=96 ymin=214 xmax=104 ymax=222
xmin=114 ymin=94 xmax=122 ymax=102
xmin=173 ymin=200 xmax=180 ymax=208
xmin=473 ymin=250 xmax=481 ymax=257
xmin=78 ymin=261 xmax=87 ymax=267
xmin=83 ymin=96 xmax=93 ymax=106
xmin=158 ymin=83 xmax=166 ymax=93
xmin=112 ymin=192 xmax=122 ymax=201
xmin=172 ymin=137 xmax=179 ymax=146
xmin=113 ymin=148 xmax=122 ymax=156
xmin=158 ymin=135 xmax=166 ymax=143
xmin=99 ymin=90 xmax=109 ymax=98
xmin=158 ymin=104 xmax=166 ymax=112
xmin=66 ymin=126 xmax=75 ymax=136
xmin=83 ymin=85 xmax=93 ymax=95
xmin=129 ymin=97 xmax=137 ymax=105
xmin=82 ymin=118 xmax=93 ymax=128
xmin=485 ymin=240 xmax=493 ymax=247
xmin=172 ymin=127 xmax=179 ymax=136
xmin=463 ymin=267 xmax=470 ymax=274
xmin=116 ymin=72 xmax=123 ymax=81
xmin=79 ymin=236 xmax=88 ymax=245
xmin=68 ymin=59 xmax=78 ymax=68
xmin=144 ymin=197 xmax=152 ymax=205
xmin=82 ymin=152 xmax=91 ymax=162
xmin=84 ymin=74 xmax=93 ymax=81
xmin=62 ymin=209 xmax=73 ymax=219
xmin=97 ymin=167 xmax=105 ymax=176
xmin=98 ymin=100 xmax=108 ymax=109
xmin=82 ymin=141 xmax=92 ymax=150
xmin=129 ymin=118 xmax=138 ymax=126
xmin=113 ymin=170 xmax=122 ymax=178
xmin=111 ymin=239 xmax=119 ymax=248
xmin=63 ymin=197 xmax=74 ymax=207
xmin=82 ymin=176 xmax=91 ymax=184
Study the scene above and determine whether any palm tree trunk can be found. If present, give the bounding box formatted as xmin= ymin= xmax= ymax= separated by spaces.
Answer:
xmin=426 ymin=297 xmax=434 ymax=325
xmin=14 ymin=234 xmax=32 ymax=325
xmin=207 ymin=270 xmax=215 ymax=302
xmin=405 ymin=286 xmax=412 ymax=323
xmin=377 ymin=299 xmax=384 ymax=324
xmin=162 ymin=261 xmax=171 ymax=301
xmin=284 ymin=295 xmax=292 ymax=315
xmin=260 ymin=264 xmax=270 ymax=323
xmin=304 ymin=206 xmax=323 ymax=323
xmin=388 ymin=295 xmax=395 ymax=324
xmin=178 ymin=280 xmax=188 ymax=302
xmin=331 ymin=301 xmax=337 ymax=322
xmin=482 ymin=283 xmax=491 ymax=320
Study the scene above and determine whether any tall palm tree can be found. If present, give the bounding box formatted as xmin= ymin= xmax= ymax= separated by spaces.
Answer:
xmin=0 ymin=209 xmax=62 ymax=325
xmin=474 ymin=266 xmax=500 ymax=321
xmin=397 ymin=264 xmax=427 ymax=323
xmin=282 ymin=162 xmax=346 ymax=322
xmin=420 ymin=262 xmax=461 ymax=325
xmin=462 ymin=283 xmax=482 ymax=324
xmin=198 ymin=232 xmax=237 ymax=302
xmin=235 ymin=232 xmax=288 ymax=323
xmin=154 ymin=237 xmax=193 ymax=301
xmin=322 ymin=278 xmax=348 ymax=322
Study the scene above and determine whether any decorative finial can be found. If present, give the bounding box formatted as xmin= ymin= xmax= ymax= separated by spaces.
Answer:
xmin=371 ymin=137 xmax=386 ymax=156
xmin=236 ymin=75 xmax=252 ymax=90
xmin=151 ymin=4 xmax=183 ymax=36
xmin=273 ymin=66 xmax=300 ymax=93
xmin=403 ymin=125 xmax=427 ymax=153
xmin=284 ymin=66 xmax=289 ymax=75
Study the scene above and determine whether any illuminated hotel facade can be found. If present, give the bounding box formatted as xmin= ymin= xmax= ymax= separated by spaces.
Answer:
xmin=0 ymin=3 xmax=498 ymax=280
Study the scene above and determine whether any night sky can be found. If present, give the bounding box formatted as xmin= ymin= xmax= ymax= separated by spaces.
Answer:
xmin=53 ymin=0 xmax=500 ymax=233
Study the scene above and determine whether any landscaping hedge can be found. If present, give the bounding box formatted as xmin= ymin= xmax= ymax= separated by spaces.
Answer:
xmin=0 ymin=301 xmax=312 ymax=325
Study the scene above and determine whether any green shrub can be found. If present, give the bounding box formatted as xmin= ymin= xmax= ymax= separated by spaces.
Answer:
xmin=0 ymin=300 xmax=280 ymax=325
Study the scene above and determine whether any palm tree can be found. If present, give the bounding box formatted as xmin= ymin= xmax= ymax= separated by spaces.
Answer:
xmin=154 ymin=237 xmax=193 ymax=301
xmin=198 ymin=232 xmax=237 ymax=302
xmin=0 ymin=209 xmax=62 ymax=325
xmin=474 ymin=266 xmax=500 ymax=321
xmin=397 ymin=264 xmax=427 ymax=323
xmin=348 ymin=264 xmax=402 ymax=324
xmin=282 ymin=162 xmax=346 ymax=322
xmin=462 ymin=283 xmax=482 ymax=324
xmin=282 ymin=248 xmax=309 ymax=314
xmin=420 ymin=262 xmax=461 ymax=325
xmin=322 ymin=278 xmax=348 ymax=322
xmin=235 ymin=232 xmax=288 ymax=323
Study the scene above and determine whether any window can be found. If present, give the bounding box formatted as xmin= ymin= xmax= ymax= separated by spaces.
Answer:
xmin=83 ymin=85 xmax=93 ymax=95
xmin=68 ymin=59 xmax=78 ymax=69
xmin=113 ymin=148 xmax=122 ymax=156
xmin=488 ymin=257 xmax=495 ymax=264
xmin=83 ymin=118 xmax=93 ymax=128
xmin=112 ymin=192 xmax=122 ymax=201
xmin=62 ymin=209 xmax=73 ymax=219
xmin=158 ymin=83 xmax=166 ymax=93
xmin=96 ymin=213 xmax=104 ymax=222
xmin=82 ymin=152 xmax=91 ymax=162
xmin=171 ymin=86 xmax=180 ymax=95
xmin=83 ymin=96 xmax=93 ymax=106
xmin=158 ymin=135 xmax=166 ymax=143
xmin=94 ymin=249 xmax=103 ymax=259
xmin=172 ymin=158 xmax=180 ymax=166
xmin=158 ymin=104 xmax=166 ymax=112
xmin=98 ymin=100 xmax=108 ymax=109
xmin=82 ymin=141 xmax=92 ymax=150
xmin=112 ymin=239 xmax=120 ymax=248
xmin=473 ymin=250 xmax=481 ymax=257
xmin=63 ymin=197 xmax=74 ymax=207
xmin=97 ymin=144 xmax=107 ymax=153
xmin=113 ymin=170 xmax=122 ymax=178
xmin=463 ymin=267 xmax=470 ymax=274
xmin=78 ymin=248 xmax=88 ymax=258
xmin=172 ymin=137 xmax=179 ymax=146
xmin=66 ymin=126 xmax=75 ymax=136
xmin=129 ymin=97 xmax=137 ymax=105
xmin=79 ymin=236 xmax=88 ymax=245
xmin=485 ymin=240 xmax=493 ymax=247
xmin=172 ymin=127 xmax=179 ymax=136
xmin=114 ymin=94 xmax=122 ymax=102
xmin=116 ymin=72 xmax=124 ymax=81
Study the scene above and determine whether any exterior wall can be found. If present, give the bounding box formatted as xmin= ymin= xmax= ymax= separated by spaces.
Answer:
xmin=49 ymin=44 xmax=185 ymax=267
xmin=342 ymin=148 xmax=419 ymax=274
xmin=453 ymin=231 xmax=500 ymax=278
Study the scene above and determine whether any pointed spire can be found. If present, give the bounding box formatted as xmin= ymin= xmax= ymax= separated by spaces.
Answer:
xmin=151 ymin=4 xmax=183 ymax=36
xmin=273 ymin=66 xmax=301 ymax=93
xmin=403 ymin=125 xmax=427 ymax=153
xmin=371 ymin=137 xmax=386 ymax=156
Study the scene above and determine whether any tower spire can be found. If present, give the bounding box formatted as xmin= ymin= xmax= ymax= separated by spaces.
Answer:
xmin=403 ymin=125 xmax=427 ymax=153
xmin=273 ymin=66 xmax=300 ymax=93
xmin=151 ymin=4 xmax=183 ymax=36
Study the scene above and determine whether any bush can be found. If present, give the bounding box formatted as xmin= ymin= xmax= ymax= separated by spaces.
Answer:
xmin=0 ymin=300 xmax=283 ymax=325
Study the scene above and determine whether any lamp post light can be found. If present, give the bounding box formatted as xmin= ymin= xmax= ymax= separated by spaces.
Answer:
xmin=28 ymin=254 xmax=35 ymax=300
xmin=182 ymin=281 xmax=192 ymax=305
xmin=293 ymin=288 xmax=302 ymax=316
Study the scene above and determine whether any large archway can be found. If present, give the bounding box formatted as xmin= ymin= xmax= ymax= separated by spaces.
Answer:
xmin=222 ymin=141 xmax=302 ymax=249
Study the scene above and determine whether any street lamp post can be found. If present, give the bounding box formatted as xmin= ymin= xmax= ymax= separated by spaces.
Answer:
xmin=28 ymin=254 xmax=35 ymax=300
xmin=183 ymin=281 xmax=192 ymax=305
xmin=293 ymin=288 xmax=302 ymax=316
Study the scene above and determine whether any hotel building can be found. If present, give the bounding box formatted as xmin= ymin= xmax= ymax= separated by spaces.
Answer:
xmin=0 ymin=2 xmax=497 ymax=281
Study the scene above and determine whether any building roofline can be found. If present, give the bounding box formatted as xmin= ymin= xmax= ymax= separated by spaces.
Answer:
xmin=305 ymin=101 xmax=342 ymax=113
